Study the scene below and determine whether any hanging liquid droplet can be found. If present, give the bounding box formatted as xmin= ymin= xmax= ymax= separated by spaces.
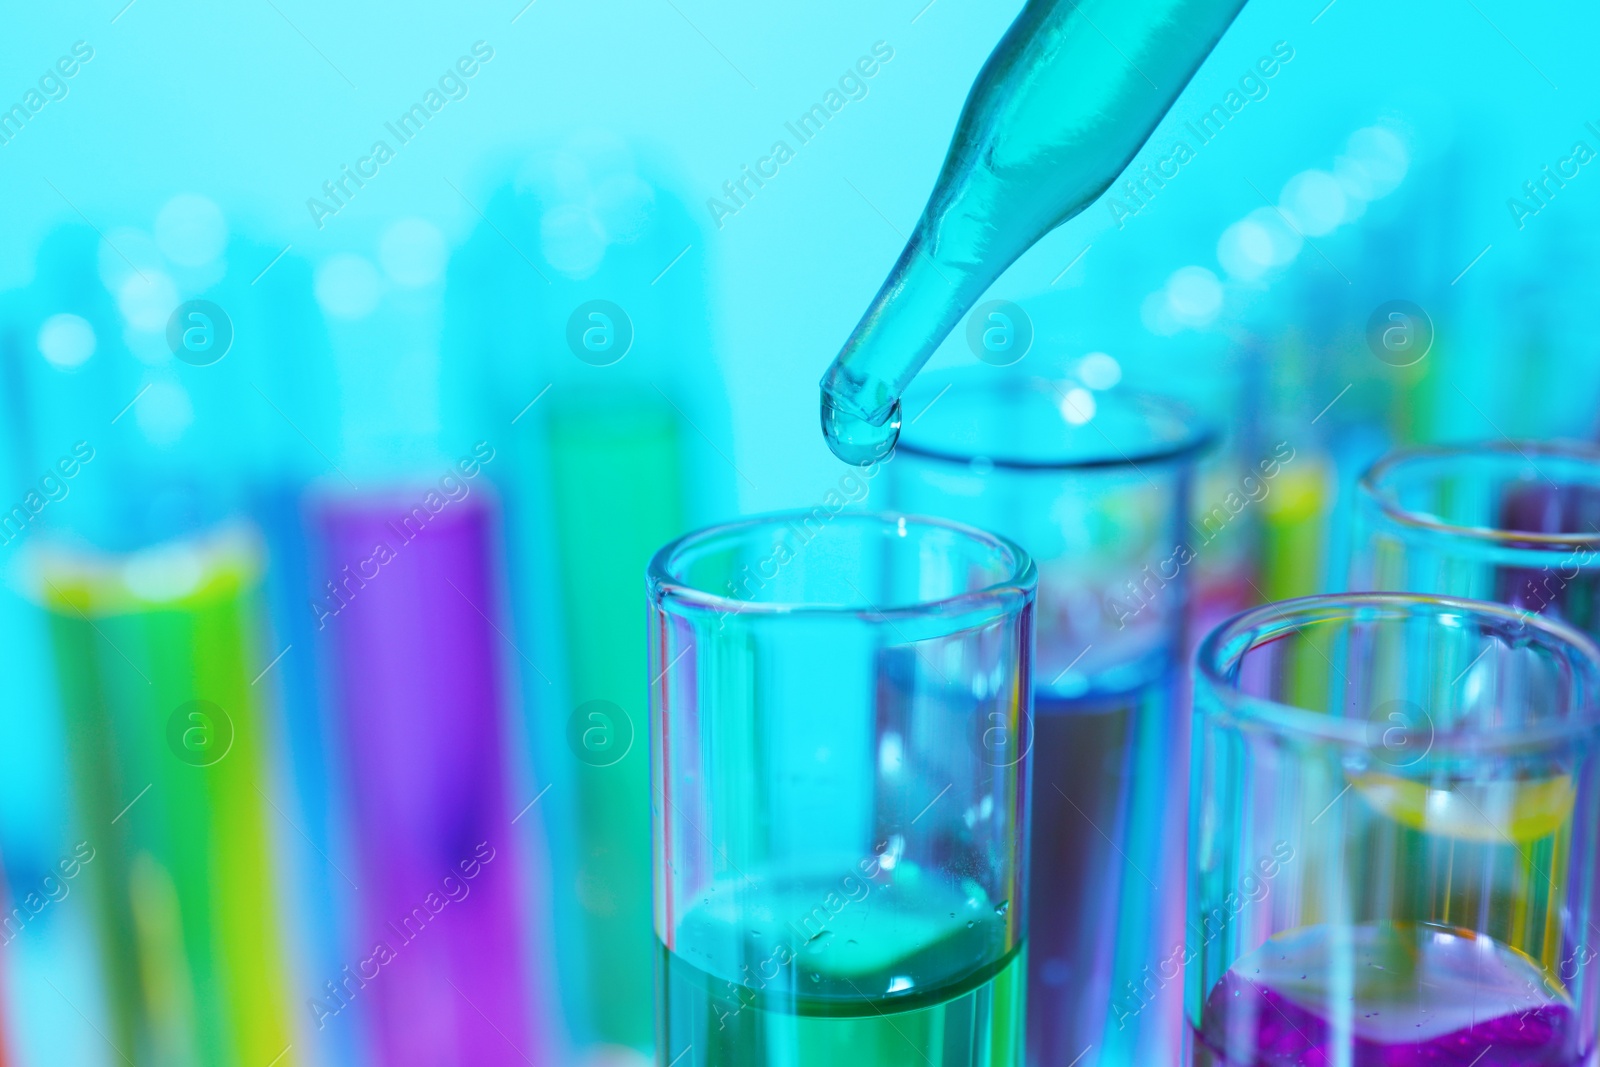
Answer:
xmin=994 ymin=899 xmax=1010 ymax=917
xmin=820 ymin=393 xmax=900 ymax=465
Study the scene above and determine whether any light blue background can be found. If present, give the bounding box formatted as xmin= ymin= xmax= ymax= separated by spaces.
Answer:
xmin=2 ymin=1 xmax=1599 ymax=1063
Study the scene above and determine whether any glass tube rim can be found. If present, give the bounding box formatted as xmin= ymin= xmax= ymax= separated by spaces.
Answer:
xmin=647 ymin=509 xmax=1036 ymax=619
xmin=1359 ymin=440 xmax=1600 ymax=553
xmin=1196 ymin=591 xmax=1600 ymax=753
xmin=894 ymin=374 xmax=1216 ymax=472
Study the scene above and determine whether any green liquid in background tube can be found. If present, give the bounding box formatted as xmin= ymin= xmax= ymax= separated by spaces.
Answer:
xmin=820 ymin=0 xmax=1249 ymax=462
xmin=40 ymin=529 xmax=295 ymax=1067
xmin=546 ymin=388 xmax=684 ymax=1050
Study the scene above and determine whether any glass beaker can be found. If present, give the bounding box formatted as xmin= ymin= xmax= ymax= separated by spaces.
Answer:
xmin=1189 ymin=592 xmax=1600 ymax=1066
xmin=891 ymin=373 xmax=1214 ymax=1066
xmin=649 ymin=512 xmax=1035 ymax=1067
xmin=1351 ymin=441 xmax=1600 ymax=638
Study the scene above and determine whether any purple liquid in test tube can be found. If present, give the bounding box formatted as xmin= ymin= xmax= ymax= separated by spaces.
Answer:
xmin=314 ymin=490 xmax=536 ymax=1065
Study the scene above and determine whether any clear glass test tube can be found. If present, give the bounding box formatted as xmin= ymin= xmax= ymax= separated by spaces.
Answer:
xmin=891 ymin=373 xmax=1212 ymax=1066
xmin=649 ymin=512 xmax=1035 ymax=1067
xmin=1188 ymin=592 xmax=1600 ymax=1066
xmin=1352 ymin=441 xmax=1600 ymax=637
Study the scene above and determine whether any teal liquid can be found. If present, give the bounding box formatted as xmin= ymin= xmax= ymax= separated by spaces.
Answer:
xmin=658 ymin=869 xmax=1025 ymax=1066
xmin=820 ymin=0 xmax=1248 ymax=462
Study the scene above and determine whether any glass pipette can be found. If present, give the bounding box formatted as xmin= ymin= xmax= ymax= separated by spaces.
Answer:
xmin=819 ymin=0 xmax=1250 ymax=462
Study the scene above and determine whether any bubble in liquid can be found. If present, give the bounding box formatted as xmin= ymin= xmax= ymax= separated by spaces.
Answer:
xmin=820 ymin=392 xmax=900 ymax=465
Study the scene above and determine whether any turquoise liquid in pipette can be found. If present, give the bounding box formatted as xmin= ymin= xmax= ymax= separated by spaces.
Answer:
xmin=820 ymin=0 xmax=1248 ymax=462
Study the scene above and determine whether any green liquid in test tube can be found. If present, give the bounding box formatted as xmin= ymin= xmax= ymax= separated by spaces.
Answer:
xmin=819 ymin=0 xmax=1249 ymax=462
xmin=40 ymin=530 xmax=295 ymax=1067
xmin=546 ymin=388 xmax=684 ymax=1050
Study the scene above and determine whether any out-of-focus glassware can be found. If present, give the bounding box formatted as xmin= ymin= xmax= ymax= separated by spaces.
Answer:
xmin=310 ymin=486 xmax=540 ymax=1065
xmin=1352 ymin=441 xmax=1600 ymax=640
xmin=14 ymin=219 xmax=302 ymax=1066
xmin=39 ymin=529 xmax=296 ymax=1066
xmin=892 ymin=371 xmax=1212 ymax=1066
xmin=444 ymin=133 xmax=734 ymax=1063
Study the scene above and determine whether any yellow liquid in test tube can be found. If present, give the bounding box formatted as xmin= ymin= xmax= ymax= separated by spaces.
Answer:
xmin=1353 ymin=772 xmax=1575 ymax=844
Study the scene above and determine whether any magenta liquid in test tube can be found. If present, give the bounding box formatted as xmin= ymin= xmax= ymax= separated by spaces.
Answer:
xmin=313 ymin=488 xmax=536 ymax=1065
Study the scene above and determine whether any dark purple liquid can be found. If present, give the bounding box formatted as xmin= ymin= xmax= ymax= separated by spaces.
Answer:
xmin=1028 ymin=680 xmax=1182 ymax=1065
xmin=1193 ymin=922 xmax=1581 ymax=1066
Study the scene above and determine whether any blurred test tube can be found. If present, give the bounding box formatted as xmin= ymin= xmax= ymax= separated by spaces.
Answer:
xmin=443 ymin=132 xmax=733 ymax=1060
xmin=306 ymin=218 xmax=549 ymax=1065
xmin=16 ymin=215 xmax=299 ymax=1065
